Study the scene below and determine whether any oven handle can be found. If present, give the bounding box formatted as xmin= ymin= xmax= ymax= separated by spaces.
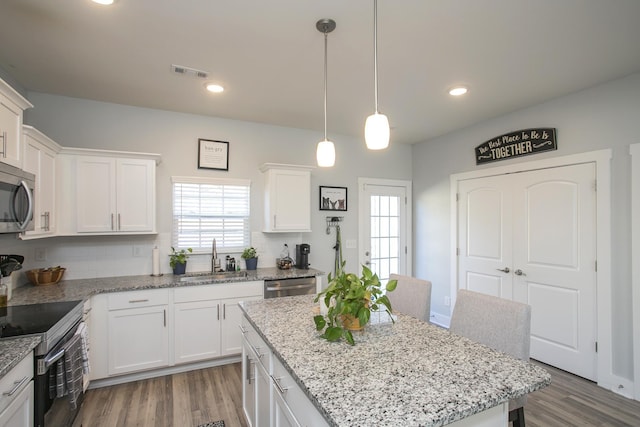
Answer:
xmin=43 ymin=348 xmax=66 ymax=372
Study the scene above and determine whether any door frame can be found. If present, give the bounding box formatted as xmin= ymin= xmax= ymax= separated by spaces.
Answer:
xmin=450 ymin=149 xmax=624 ymax=393
xmin=358 ymin=177 xmax=413 ymax=276
xmin=630 ymin=143 xmax=640 ymax=400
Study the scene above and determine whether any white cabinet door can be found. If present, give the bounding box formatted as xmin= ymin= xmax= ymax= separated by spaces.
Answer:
xmin=242 ymin=339 xmax=257 ymax=427
xmin=116 ymin=158 xmax=155 ymax=232
xmin=76 ymin=156 xmax=117 ymax=233
xmin=107 ymin=305 xmax=169 ymax=375
xmin=221 ymin=296 xmax=261 ymax=356
xmin=272 ymin=389 xmax=299 ymax=427
xmin=75 ymin=156 xmax=155 ymax=233
xmin=21 ymin=126 xmax=61 ymax=238
xmin=0 ymin=94 xmax=28 ymax=169
xmin=255 ymin=358 xmax=271 ymax=427
xmin=0 ymin=381 xmax=33 ymax=427
xmin=174 ymin=300 xmax=222 ymax=364
xmin=261 ymin=164 xmax=312 ymax=232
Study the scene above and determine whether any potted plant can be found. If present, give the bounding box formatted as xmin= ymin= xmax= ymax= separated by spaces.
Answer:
xmin=241 ymin=247 xmax=258 ymax=270
xmin=313 ymin=262 xmax=397 ymax=345
xmin=170 ymin=247 xmax=192 ymax=275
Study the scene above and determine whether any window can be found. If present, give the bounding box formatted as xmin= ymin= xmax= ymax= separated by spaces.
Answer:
xmin=172 ymin=176 xmax=250 ymax=253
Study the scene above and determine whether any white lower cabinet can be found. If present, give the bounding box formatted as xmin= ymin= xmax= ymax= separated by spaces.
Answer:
xmin=0 ymin=352 xmax=34 ymax=427
xmin=174 ymin=281 xmax=263 ymax=365
xmin=107 ymin=289 xmax=170 ymax=376
xmin=242 ymin=316 xmax=328 ymax=427
xmin=90 ymin=281 xmax=263 ymax=382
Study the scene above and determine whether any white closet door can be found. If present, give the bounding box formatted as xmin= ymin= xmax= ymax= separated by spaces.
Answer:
xmin=512 ymin=163 xmax=597 ymax=380
xmin=457 ymin=162 xmax=597 ymax=380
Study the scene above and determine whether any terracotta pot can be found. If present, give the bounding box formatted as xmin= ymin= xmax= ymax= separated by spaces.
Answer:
xmin=340 ymin=314 xmax=365 ymax=331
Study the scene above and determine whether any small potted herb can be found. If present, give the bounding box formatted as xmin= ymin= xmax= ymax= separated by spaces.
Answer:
xmin=313 ymin=262 xmax=397 ymax=345
xmin=241 ymin=247 xmax=258 ymax=270
xmin=170 ymin=247 xmax=192 ymax=275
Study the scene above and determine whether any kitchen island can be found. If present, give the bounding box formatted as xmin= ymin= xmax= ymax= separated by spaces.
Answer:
xmin=240 ymin=295 xmax=551 ymax=427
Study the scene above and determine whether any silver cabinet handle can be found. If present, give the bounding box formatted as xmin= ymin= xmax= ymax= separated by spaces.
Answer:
xmin=118 ymin=213 xmax=121 ymax=230
xmin=217 ymin=304 xmax=220 ymax=321
xmin=496 ymin=267 xmax=510 ymax=273
xmin=0 ymin=131 xmax=6 ymax=158
xmin=163 ymin=309 xmax=167 ymax=327
xmin=271 ymin=376 xmax=288 ymax=395
xmin=111 ymin=213 xmax=114 ymax=230
xmin=128 ymin=299 xmax=149 ymax=303
xmin=514 ymin=269 xmax=526 ymax=276
xmin=2 ymin=376 xmax=29 ymax=397
xmin=238 ymin=325 xmax=247 ymax=334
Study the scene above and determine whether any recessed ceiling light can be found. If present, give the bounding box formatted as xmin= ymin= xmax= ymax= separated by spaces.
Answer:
xmin=205 ymin=83 xmax=224 ymax=93
xmin=449 ymin=86 xmax=468 ymax=96
xmin=92 ymin=0 xmax=115 ymax=5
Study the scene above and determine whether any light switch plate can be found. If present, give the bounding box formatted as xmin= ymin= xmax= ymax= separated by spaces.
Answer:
xmin=345 ymin=239 xmax=357 ymax=249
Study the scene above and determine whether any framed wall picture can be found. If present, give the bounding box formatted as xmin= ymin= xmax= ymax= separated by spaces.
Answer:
xmin=198 ymin=139 xmax=229 ymax=171
xmin=320 ymin=186 xmax=347 ymax=211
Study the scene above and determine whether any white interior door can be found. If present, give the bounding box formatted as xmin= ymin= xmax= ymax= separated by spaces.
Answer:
xmin=457 ymin=163 xmax=597 ymax=380
xmin=359 ymin=179 xmax=411 ymax=282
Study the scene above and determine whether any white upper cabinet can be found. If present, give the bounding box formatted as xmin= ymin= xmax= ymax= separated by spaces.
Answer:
xmin=261 ymin=163 xmax=314 ymax=232
xmin=57 ymin=148 xmax=160 ymax=235
xmin=21 ymin=126 xmax=62 ymax=238
xmin=0 ymin=79 xmax=33 ymax=169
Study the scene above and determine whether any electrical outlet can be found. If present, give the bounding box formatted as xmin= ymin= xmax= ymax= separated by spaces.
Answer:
xmin=35 ymin=248 xmax=47 ymax=262
xmin=444 ymin=296 xmax=451 ymax=307
xmin=132 ymin=246 xmax=145 ymax=257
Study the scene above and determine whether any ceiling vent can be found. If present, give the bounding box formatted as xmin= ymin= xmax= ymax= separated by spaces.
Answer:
xmin=171 ymin=64 xmax=209 ymax=79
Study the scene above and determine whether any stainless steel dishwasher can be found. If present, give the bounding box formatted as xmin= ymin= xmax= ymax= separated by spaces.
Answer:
xmin=264 ymin=276 xmax=317 ymax=298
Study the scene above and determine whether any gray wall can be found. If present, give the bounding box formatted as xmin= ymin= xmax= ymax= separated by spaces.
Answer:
xmin=412 ymin=72 xmax=640 ymax=380
xmin=0 ymin=92 xmax=411 ymax=280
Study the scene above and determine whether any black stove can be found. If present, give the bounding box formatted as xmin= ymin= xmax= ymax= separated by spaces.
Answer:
xmin=0 ymin=300 xmax=83 ymax=356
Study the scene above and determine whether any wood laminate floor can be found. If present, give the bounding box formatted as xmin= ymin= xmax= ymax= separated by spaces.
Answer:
xmin=74 ymin=361 xmax=640 ymax=427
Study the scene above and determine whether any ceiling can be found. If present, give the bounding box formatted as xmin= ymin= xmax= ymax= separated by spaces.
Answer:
xmin=1 ymin=0 xmax=640 ymax=145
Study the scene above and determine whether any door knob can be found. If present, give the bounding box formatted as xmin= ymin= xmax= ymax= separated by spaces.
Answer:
xmin=514 ymin=269 xmax=526 ymax=276
xmin=365 ymin=261 xmax=371 ymax=265
xmin=365 ymin=251 xmax=370 ymax=256
xmin=496 ymin=267 xmax=510 ymax=273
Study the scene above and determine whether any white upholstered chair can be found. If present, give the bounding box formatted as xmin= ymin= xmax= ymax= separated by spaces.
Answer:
xmin=449 ymin=289 xmax=531 ymax=427
xmin=388 ymin=274 xmax=432 ymax=322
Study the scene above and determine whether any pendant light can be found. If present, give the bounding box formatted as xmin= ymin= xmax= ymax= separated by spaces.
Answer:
xmin=316 ymin=19 xmax=336 ymax=167
xmin=364 ymin=0 xmax=390 ymax=150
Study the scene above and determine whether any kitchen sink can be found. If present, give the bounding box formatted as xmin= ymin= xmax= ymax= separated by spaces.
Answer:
xmin=179 ymin=270 xmax=248 ymax=283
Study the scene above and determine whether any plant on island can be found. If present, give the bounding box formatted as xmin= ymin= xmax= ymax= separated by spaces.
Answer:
xmin=313 ymin=262 xmax=397 ymax=345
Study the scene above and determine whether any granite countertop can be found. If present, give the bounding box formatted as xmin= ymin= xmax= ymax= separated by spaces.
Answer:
xmin=8 ymin=267 xmax=323 ymax=306
xmin=240 ymin=295 xmax=552 ymax=427
xmin=0 ymin=336 xmax=41 ymax=379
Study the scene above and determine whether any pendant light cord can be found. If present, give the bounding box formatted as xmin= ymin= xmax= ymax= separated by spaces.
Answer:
xmin=323 ymin=31 xmax=328 ymax=141
xmin=373 ymin=0 xmax=379 ymax=114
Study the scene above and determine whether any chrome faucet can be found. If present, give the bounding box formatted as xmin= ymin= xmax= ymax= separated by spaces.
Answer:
xmin=211 ymin=238 xmax=221 ymax=272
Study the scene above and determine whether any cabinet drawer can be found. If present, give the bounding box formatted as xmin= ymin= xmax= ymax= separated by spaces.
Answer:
xmin=0 ymin=352 xmax=33 ymax=414
xmin=241 ymin=317 xmax=270 ymax=370
xmin=272 ymin=355 xmax=329 ymax=427
xmin=107 ymin=289 xmax=169 ymax=310
xmin=174 ymin=281 xmax=263 ymax=303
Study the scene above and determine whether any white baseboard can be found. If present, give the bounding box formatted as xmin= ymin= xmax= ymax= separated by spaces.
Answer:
xmin=598 ymin=374 xmax=635 ymax=400
xmin=88 ymin=355 xmax=241 ymax=389
xmin=430 ymin=312 xmax=451 ymax=328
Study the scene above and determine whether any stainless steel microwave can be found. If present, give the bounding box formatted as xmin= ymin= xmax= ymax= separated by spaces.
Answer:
xmin=0 ymin=162 xmax=35 ymax=233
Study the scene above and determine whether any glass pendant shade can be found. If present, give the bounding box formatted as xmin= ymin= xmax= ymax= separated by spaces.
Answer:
xmin=365 ymin=112 xmax=390 ymax=150
xmin=316 ymin=139 xmax=336 ymax=167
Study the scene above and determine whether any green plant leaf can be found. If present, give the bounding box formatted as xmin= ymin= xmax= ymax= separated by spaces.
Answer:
xmin=313 ymin=315 xmax=326 ymax=331
xmin=376 ymin=294 xmax=393 ymax=313
xmin=386 ymin=279 xmax=398 ymax=292
xmin=344 ymin=330 xmax=355 ymax=345
xmin=323 ymin=326 xmax=343 ymax=342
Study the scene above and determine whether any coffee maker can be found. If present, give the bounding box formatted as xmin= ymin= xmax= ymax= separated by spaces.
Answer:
xmin=295 ymin=244 xmax=310 ymax=269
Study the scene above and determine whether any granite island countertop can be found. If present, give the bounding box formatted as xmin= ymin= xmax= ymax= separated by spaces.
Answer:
xmin=240 ymin=295 xmax=551 ymax=427
xmin=8 ymin=267 xmax=323 ymax=306
xmin=0 ymin=336 xmax=41 ymax=380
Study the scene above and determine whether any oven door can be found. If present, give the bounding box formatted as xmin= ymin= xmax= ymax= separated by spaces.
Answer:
xmin=34 ymin=321 xmax=84 ymax=427
xmin=264 ymin=277 xmax=317 ymax=299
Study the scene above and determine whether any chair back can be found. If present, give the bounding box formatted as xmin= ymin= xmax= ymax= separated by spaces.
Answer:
xmin=388 ymin=274 xmax=432 ymax=322
xmin=450 ymin=289 xmax=531 ymax=361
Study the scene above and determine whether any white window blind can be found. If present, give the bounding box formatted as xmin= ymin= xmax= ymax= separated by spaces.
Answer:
xmin=172 ymin=177 xmax=251 ymax=252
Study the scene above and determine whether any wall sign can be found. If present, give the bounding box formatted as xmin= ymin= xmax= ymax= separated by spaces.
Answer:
xmin=475 ymin=128 xmax=557 ymax=165
xmin=198 ymin=139 xmax=229 ymax=170
xmin=319 ymin=186 xmax=347 ymax=211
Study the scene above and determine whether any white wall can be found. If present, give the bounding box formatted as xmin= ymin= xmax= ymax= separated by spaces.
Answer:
xmin=413 ymin=72 xmax=640 ymax=381
xmin=0 ymin=92 xmax=411 ymax=281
